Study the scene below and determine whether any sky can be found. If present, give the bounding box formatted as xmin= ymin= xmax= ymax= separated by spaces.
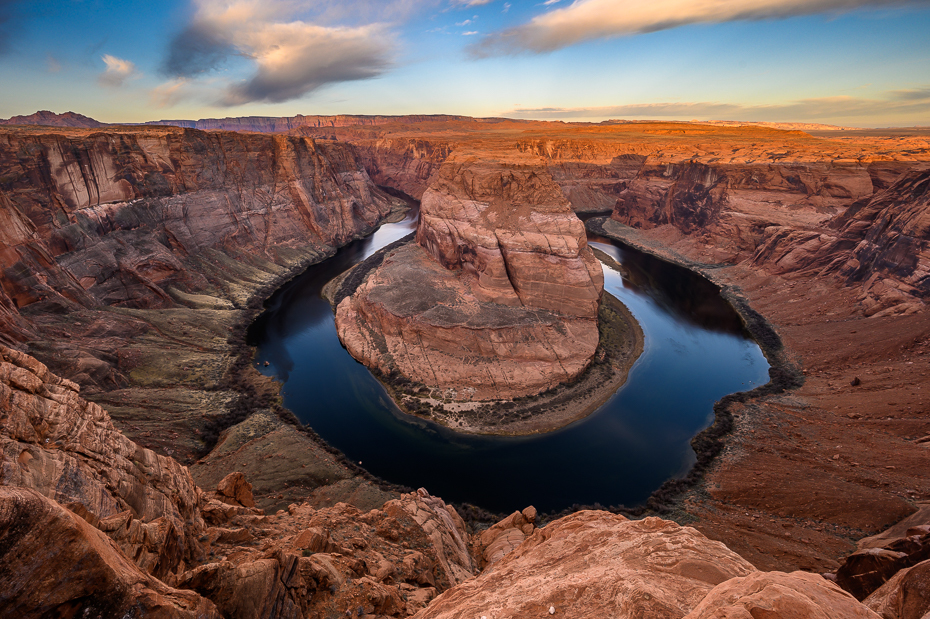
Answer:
xmin=0 ymin=0 xmax=929 ymax=126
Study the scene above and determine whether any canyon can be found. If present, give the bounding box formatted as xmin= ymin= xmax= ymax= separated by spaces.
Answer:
xmin=1 ymin=112 xmax=929 ymax=617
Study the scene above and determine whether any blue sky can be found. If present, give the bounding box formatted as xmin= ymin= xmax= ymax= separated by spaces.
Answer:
xmin=0 ymin=0 xmax=928 ymax=126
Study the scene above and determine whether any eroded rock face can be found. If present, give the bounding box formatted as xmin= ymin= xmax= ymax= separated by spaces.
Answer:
xmin=0 ymin=126 xmax=400 ymax=347
xmin=177 ymin=488 xmax=475 ymax=619
xmin=684 ymin=571 xmax=880 ymax=619
xmin=0 ymin=487 xmax=220 ymax=619
xmin=417 ymin=153 xmax=603 ymax=316
xmin=0 ymin=344 xmax=205 ymax=578
xmin=414 ymin=511 xmax=757 ymax=619
xmin=336 ymin=243 xmax=600 ymax=400
xmin=864 ymin=559 xmax=930 ymax=619
xmin=336 ymin=152 xmax=603 ymax=402
xmin=752 ymin=168 xmax=930 ymax=317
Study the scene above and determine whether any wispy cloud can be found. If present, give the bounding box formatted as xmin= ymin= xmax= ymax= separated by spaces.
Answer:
xmin=471 ymin=0 xmax=930 ymax=55
xmin=99 ymin=54 xmax=139 ymax=87
xmin=462 ymin=30 xmax=479 ymax=35
xmin=450 ymin=0 xmax=494 ymax=6
xmin=162 ymin=0 xmax=395 ymax=106
xmin=46 ymin=54 xmax=61 ymax=73
xmin=507 ymin=89 xmax=930 ymax=123
xmin=150 ymin=78 xmax=192 ymax=108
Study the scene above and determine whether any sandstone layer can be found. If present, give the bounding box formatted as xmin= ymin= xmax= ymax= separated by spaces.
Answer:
xmin=683 ymin=570 xmax=881 ymax=619
xmin=336 ymin=150 xmax=605 ymax=404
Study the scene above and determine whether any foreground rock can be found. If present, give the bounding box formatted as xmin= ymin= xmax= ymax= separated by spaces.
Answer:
xmin=0 ymin=487 xmax=220 ymax=618
xmin=336 ymin=151 xmax=605 ymax=406
xmin=684 ymin=571 xmax=880 ymax=619
xmin=864 ymin=559 xmax=930 ymax=619
xmin=414 ymin=510 xmax=757 ymax=619
xmin=0 ymin=344 xmax=205 ymax=579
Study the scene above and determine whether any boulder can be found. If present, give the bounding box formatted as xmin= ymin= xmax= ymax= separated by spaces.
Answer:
xmin=414 ymin=511 xmax=756 ymax=619
xmin=0 ymin=486 xmax=219 ymax=618
xmin=684 ymin=570 xmax=880 ymax=619
xmin=864 ymin=559 xmax=930 ymax=619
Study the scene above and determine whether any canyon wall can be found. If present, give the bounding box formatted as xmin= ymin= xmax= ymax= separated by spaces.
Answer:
xmin=0 ymin=125 xmax=403 ymax=468
xmin=0 ymin=125 xmax=398 ymax=350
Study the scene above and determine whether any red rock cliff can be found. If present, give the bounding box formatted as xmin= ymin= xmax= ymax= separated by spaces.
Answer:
xmin=0 ymin=126 xmax=400 ymax=344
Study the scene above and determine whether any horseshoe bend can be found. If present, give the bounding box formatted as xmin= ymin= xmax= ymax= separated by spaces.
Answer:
xmin=0 ymin=114 xmax=929 ymax=618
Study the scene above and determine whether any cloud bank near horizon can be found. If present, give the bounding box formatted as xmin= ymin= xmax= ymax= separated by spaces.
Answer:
xmin=471 ymin=0 xmax=930 ymax=55
xmin=507 ymin=88 xmax=930 ymax=124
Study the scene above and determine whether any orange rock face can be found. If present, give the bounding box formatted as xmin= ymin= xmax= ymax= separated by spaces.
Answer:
xmin=0 ymin=344 xmax=205 ymax=579
xmin=0 ymin=487 xmax=221 ymax=619
xmin=683 ymin=571 xmax=880 ymax=619
xmin=336 ymin=151 xmax=604 ymax=402
xmin=0 ymin=126 xmax=400 ymax=346
xmin=414 ymin=510 xmax=757 ymax=619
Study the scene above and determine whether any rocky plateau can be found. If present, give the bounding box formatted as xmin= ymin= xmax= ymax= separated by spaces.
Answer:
xmin=1 ymin=112 xmax=930 ymax=617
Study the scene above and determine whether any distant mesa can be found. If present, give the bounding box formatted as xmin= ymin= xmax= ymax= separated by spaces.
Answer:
xmin=0 ymin=110 xmax=105 ymax=128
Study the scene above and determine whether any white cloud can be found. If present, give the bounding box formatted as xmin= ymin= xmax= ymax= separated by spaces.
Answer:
xmin=472 ymin=0 xmax=930 ymax=55
xmin=163 ymin=0 xmax=395 ymax=105
xmin=99 ymin=54 xmax=139 ymax=87
xmin=150 ymin=78 xmax=192 ymax=108
xmin=462 ymin=30 xmax=479 ymax=35
xmin=450 ymin=0 xmax=494 ymax=6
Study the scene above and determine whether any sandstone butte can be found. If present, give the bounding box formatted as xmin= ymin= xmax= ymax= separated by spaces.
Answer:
xmin=0 ymin=114 xmax=930 ymax=616
xmin=335 ymin=148 xmax=605 ymax=404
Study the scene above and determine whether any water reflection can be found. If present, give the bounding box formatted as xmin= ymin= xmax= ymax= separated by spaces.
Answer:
xmin=589 ymin=239 xmax=746 ymax=335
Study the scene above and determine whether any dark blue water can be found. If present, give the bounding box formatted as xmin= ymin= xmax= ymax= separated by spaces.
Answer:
xmin=248 ymin=209 xmax=769 ymax=513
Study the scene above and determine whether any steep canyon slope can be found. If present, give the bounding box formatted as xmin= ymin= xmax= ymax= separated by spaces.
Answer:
xmin=0 ymin=123 xmax=406 ymax=507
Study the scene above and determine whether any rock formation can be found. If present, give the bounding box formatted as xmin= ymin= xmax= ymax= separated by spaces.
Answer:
xmin=684 ymin=571 xmax=881 ymax=619
xmin=751 ymin=168 xmax=930 ymax=317
xmin=864 ymin=559 xmax=930 ymax=619
xmin=0 ymin=487 xmax=221 ymax=619
xmin=0 ymin=123 xmax=404 ymax=468
xmin=0 ymin=344 xmax=205 ymax=578
xmin=414 ymin=510 xmax=757 ymax=619
xmin=1 ymin=115 xmax=930 ymax=599
xmin=335 ymin=151 xmax=604 ymax=403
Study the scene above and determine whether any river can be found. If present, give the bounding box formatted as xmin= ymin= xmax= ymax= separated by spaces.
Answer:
xmin=248 ymin=206 xmax=769 ymax=513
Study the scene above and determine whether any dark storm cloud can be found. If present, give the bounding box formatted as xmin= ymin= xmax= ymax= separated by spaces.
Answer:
xmin=162 ymin=21 xmax=235 ymax=77
xmin=218 ymin=24 xmax=393 ymax=105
